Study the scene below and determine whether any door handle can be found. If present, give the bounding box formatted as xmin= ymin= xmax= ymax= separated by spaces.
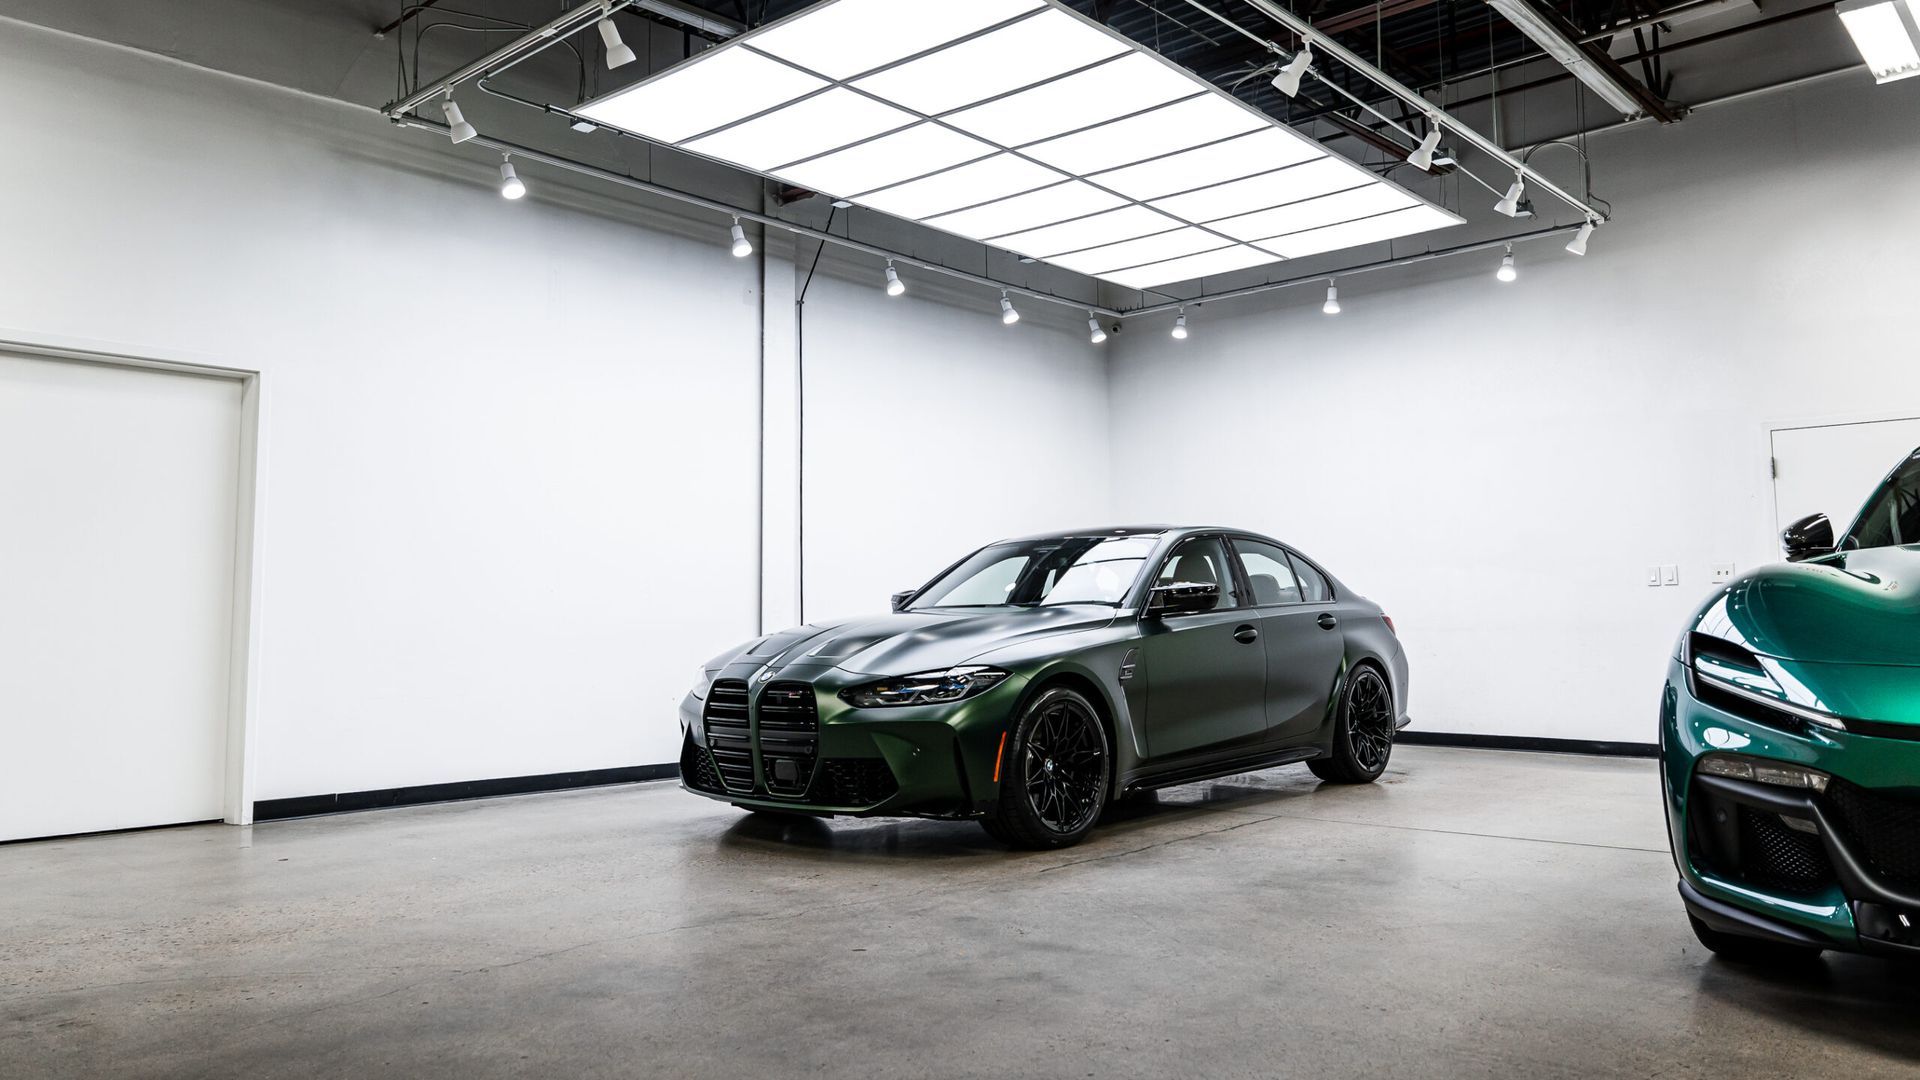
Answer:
xmin=1233 ymin=624 xmax=1259 ymax=644
xmin=1317 ymin=613 xmax=1338 ymax=630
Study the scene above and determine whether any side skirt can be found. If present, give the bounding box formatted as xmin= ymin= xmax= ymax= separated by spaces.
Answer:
xmin=1120 ymin=746 xmax=1322 ymax=795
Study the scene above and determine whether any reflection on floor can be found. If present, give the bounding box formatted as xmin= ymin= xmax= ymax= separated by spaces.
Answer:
xmin=5 ymin=746 xmax=1918 ymax=1078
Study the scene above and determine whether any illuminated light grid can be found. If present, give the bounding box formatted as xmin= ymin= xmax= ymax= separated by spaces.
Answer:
xmin=575 ymin=0 xmax=1463 ymax=291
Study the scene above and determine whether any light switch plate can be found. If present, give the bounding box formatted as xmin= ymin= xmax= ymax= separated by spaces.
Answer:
xmin=1646 ymin=566 xmax=1662 ymax=587
xmin=1662 ymin=564 xmax=1680 ymax=586
xmin=1711 ymin=562 xmax=1736 ymax=584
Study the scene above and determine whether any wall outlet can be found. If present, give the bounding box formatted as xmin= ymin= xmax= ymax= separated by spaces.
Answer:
xmin=1662 ymin=564 xmax=1680 ymax=586
xmin=1646 ymin=566 xmax=1663 ymax=587
xmin=1711 ymin=562 xmax=1736 ymax=584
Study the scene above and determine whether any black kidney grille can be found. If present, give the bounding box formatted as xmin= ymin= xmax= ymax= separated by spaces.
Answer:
xmin=702 ymin=679 xmax=753 ymax=794
xmin=1737 ymin=807 xmax=1833 ymax=891
xmin=819 ymin=758 xmax=899 ymax=808
xmin=757 ymin=681 xmax=819 ymax=796
xmin=680 ymin=732 xmax=725 ymax=795
xmin=1825 ymin=779 xmax=1920 ymax=887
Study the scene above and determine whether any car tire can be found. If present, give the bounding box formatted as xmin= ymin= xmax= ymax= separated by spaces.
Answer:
xmin=981 ymin=686 xmax=1111 ymax=850
xmin=1307 ymin=665 xmax=1395 ymax=784
xmin=1687 ymin=914 xmax=1824 ymax=965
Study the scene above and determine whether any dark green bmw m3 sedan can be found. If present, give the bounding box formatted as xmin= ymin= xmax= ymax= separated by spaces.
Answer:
xmin=1664 ymin=448 xmax=1920 ymax=962
xmin=677 ymin=526 xmax=1410 ymax=848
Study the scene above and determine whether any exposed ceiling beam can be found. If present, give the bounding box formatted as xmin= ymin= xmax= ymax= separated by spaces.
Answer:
xmin=1316 ymin=0 xmax=1443 ymax=36
xmin=1482 ymin=0 xmax=1681 ymax=122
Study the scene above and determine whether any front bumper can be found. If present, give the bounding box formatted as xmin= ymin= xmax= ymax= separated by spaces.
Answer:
xmin=677 ymin=664 xmax=1026 ymax=818
xmin=1661 ymin=657 xmax=1920 ymax=954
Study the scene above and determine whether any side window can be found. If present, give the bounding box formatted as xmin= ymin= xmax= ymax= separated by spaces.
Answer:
xmin=1230 ymin=539 xmax=1303 ymax=606
xmin=1288 ymin=552 xmax=1332 ymax=604
xmin=1154 ymin=536 xmax=1240 ymax=609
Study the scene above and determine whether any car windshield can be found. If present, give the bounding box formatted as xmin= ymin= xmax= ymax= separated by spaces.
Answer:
xmin=910 ymin=535 xmax=1160 ymax=610
xmin=1845 ymin=452 xmax=1920 ymax=550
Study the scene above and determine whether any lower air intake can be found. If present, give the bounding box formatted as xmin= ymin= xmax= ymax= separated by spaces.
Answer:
xmin=819 ymin=758 xmax=899 ymax=808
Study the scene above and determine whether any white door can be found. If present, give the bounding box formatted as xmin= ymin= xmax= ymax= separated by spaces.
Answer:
xmin=0 ymin=352 xmax=244 ymax=841
xmin=1771 ymin=418 xmax=1920 ymax=541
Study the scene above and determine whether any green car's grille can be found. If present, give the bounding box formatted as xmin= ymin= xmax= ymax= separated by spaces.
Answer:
xmin=703 ymin=679 xmax=754 ymax=794
xmin=681 ymin=732 xmax=726 ymax=795
xmin=1825 ymin=779 xmax=1920 ymax=888
xmin=757 ymin=682 xmax=820 ymax=796
xmin=819 ymin=759 xmax=900 ymax=807
xmin=1736 ymin=806 xmax=1832 ymax=891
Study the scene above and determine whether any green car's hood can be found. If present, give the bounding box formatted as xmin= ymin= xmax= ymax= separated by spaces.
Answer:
xmin=706 ymin=606 xmax=1120 ymax=678
xmin=1695 ymin=545 xmax=1920 ymax=727
xmin=1708 ymin=545 xmax=1920 ymax=665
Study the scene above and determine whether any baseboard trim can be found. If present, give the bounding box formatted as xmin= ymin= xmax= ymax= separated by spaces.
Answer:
xmin=254 ymin=764 xmax=680 ymax=821
xmin=1398 ymin=731 xmax=1659 ymax=758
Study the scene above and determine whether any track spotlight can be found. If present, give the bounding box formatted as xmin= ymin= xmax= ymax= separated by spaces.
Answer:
xmin=1322 ymin=281 xmax=1341 ymax=315
xmin=729 ymin=217 xmax=752 ymax=258
xmin=441 ymin=97 xmax=476 ymax=144
xmin=884 ymin=260 xmax=905 ymax=297
xmin=598 ymin=5 xmax=637 ymax=69
xmin=1407 ymin=122 xmax=1443 ymax=172
xmin=498 ymin=156 xmax=525 ymax=200
xmin=1272 ymin=44 xmax=1313 ymax=98
xmin=1494 ymin=175 xmax=1526 ymax=218
xmin=1089 ymin=314 xmax=1107 ymax=345
xmin=1566 ymin=219 xmax=1596 ymax=256
xmin=1496 ymin=243 xmax=1516 ymax=282
xmin=1000 ymin=291 xmax=1020 ymax=326
xmin=1171 ymin=309 xmax=1189 ymax=340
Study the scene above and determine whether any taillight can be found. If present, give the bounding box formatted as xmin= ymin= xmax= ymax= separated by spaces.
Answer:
xmin=1382 ymin=615 xmax=1395 ymax=634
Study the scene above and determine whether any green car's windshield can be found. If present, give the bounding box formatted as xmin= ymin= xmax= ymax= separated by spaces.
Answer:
xmin=911 ymin=535 xmax=1160 ymax=610
xmin=1846 ymin=452 xmax=1920 ymax=551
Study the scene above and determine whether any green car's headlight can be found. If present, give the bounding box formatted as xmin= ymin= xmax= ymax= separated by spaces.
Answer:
xmin=1687 ymin=632 xmax=1846 ymax=732
xmin=1698 ymin=753 xmax=1829 ymax=793
xmin=840 ymin=666 xmax=1011 ymax=709
xmin=691 ymin=665 xmax=715 ymax=701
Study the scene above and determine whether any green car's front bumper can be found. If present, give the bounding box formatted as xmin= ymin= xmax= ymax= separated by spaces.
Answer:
xmin=1661 ymin=656 xmax=1920 ymax=955
xmin=676 ymin=664 xmax=1028 ymax=818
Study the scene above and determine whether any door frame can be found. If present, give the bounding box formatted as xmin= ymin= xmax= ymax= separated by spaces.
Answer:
xmin=1 ymin=330 xmax=266 ymax=827
xmin=1763 ymin=409 xmax=1920 ymax=560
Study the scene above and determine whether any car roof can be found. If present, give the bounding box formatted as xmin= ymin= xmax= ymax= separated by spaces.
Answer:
xmin=992 ymin=525 xmax=1267 ymax=545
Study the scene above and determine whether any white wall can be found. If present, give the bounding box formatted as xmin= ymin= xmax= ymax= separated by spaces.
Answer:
xmin=1108 ymin=72 xmax=1920 ymax=743
xmin=0 ymin=21 xmax=1110 ymax=801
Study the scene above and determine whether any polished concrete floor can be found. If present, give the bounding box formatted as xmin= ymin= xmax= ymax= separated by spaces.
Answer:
xmin=6 ymin=746 xmax=1920 ymax=1078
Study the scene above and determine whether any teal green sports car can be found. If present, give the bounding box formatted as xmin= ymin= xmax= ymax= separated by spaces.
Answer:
xmin=1664 ymin=447 xmax=1920 ymax=962
xmin=678 ymin=527 xmax=1409 ymax=848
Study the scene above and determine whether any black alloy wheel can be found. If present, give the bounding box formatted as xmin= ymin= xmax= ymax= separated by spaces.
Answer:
xmin=982 ymin=687 xmax=1110 ymax=849
xmin=1309 ymin=666 xmax=1394 ymax=784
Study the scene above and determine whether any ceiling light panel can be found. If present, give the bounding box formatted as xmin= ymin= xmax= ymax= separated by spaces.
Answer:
xmin=682 ymin=88 xmax=918 ymax=171
xmin=1207 ymin=184 xmax=1420 ymax=242
xmin=991 ymin=205 xmax=1183 ymax=257
xmin=1254 ymin=204 xmax=1463 ymax=259
xmin=1020 ymin=94 xmax=1267 ymax=176
xmin=928 ymin=181 xmax=1128 ymax=239
xmin=774 ymin=123 xmax=997 ymax=198
xmin=851 ymin=9 xmax=1129 ymax=116
xmin=573 ymin=48 xmax=826 ymax=143
xmin=1102 ymin=245 xmax=1282 ymax=291
xmin=748 ymin=0 xmax=1045 ymax=80
xmin=1090 ymin=129 xmax=1327 ymax=201
xmin=941 ymin=54 xmax=1203 ymax=147
xmin=855 ymin=154 xmax=1067 ymax=219
xmin=575 ymin=0 xmax=1464 ymax=288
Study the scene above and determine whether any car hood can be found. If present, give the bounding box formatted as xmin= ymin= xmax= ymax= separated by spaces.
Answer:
xmin=1700 ymin=545 xmax=1920 ymax=665
xmin=706 ymin=605 xmax=1121 ymax=678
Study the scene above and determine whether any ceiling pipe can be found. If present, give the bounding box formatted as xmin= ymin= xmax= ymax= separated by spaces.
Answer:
xmin=1482 ymin=0 xmax=1680 ymax=122
xmin=392 ymin=116 xmax=1123 ymax=319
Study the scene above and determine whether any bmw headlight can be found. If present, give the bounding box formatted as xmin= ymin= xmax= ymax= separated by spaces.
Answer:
xmin=691 ymin=665 xmax=714 ymax=701
xmin=1687 ymin=633 xmax=1845 ymax=732
xmin=840 ymin=666 xmax=1011 ymax=709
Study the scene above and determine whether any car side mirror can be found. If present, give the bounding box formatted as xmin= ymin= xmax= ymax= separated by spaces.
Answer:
xmin=890 ymin=589 xmax=916 ymax=612
xmin=1782 ymin=513 xmax=1834 ymax=562
xmin=1145 ymin=581 xmax=1219 ymax=618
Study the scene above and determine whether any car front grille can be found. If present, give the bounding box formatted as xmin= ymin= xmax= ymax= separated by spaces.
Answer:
xmin=702 ymin=679 xmax=754 ymax=794
xmin=1824 ymin=779 xmax=1920 ymax=888
xmin=680 ymin=732 xmax=726 ymax=795
xmin=1737 ymin=806 xmax=1832 ymax=891
xmin=819 ymin=758 xmax=899 ymax=808
xmin=757 ymin=681 xmax=820 ymax=796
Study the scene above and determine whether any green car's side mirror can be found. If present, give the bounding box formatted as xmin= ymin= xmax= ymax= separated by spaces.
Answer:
xmin=1782 ymin=513 xmax=1834 ymax=562
xmin=890 ymin=589 xmax=916 ymax=612
xmin=1145 ymin=581 xmax=1220 ymax=618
